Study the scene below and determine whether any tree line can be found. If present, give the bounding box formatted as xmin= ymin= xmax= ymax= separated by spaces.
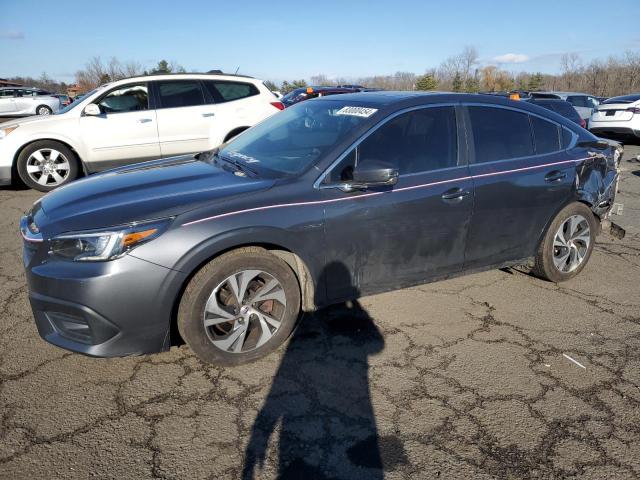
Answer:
xmin=301 ymin=48 xmax=640 ymax=97
xmin=6 ymin=49 xmax=640 ymax=98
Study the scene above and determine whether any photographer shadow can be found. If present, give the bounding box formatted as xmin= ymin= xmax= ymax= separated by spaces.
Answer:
xmin=242 ymin=262 xmax=406 ymax=479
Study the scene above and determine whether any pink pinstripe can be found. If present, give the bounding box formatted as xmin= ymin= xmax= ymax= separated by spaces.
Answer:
xmin=182 ymin=156 xmax=592 ymax=227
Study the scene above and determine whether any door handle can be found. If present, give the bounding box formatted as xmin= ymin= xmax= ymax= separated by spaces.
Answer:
xmin=441 ymin=187 xmax=471 ymax=202
xmin=202 ymin=112 xmax=215 ymax=117
xmin=544 ymin=170 xmax=567 ymax=183
xmin=137 ymin=118 xmax=153 ymax=123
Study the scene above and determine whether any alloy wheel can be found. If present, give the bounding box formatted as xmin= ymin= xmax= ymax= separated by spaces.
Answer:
xmin=37 ymin=106 xmax=51 ymax=115
xmin=203 ymin=269 xmax=287 ymax=353
xmin=552 ymin=214 xmax=591 ymax=273
xmin=25 ymin=149 xmax=71 ymax=187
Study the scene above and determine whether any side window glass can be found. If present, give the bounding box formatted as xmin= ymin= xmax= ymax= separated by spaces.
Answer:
xmin=324 ymin=107 xmax=458 ymax=184
xmin=561 ymin=127 xmax=574 ymax=149
xmin=203 ymin=80 xmax=259 ymax=104
xmin=98 ymin=84 xmax=148 ymax=113
xmin=0 ymin=90 xmax=14 ymax=97
xmin=531 ymin=116 xmax=561 ymax=154
xmin=157 ymin=80 xmax=204 ymax=109
xmin=324 ymin=149 xmax=357 ymax=184
xmin=586 ymin=96 xmax=599 ymax=108
xmin=468 ymin=106 xmax=534 ymax=163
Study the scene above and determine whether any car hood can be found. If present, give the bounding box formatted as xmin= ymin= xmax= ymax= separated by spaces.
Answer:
xmin=0 ymin=114 xmax=64 ymax=128
xmin=37 ymin=155 xmax=275 ymax=235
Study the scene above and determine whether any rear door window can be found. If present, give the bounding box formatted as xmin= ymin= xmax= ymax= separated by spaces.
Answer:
xmin=156 ymin=80 xmax=205 ymax=108
xmin=0 ymin=89 xmax=14 ymax=97
xmin=530 ymin=116 xmax=561 ymax=154
xmin=203 ymin=80 xmax=259 ymax=104
xmin=467 ymin=106 xmax=534 ymax=163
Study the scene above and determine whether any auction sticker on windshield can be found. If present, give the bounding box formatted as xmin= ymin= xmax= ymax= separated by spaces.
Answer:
xmin=335 ymin=106 xmax=378 ymax=118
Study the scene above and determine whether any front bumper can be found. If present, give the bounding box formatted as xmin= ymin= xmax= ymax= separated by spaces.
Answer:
xmin=24 ymin=245 xmax=187 ymax=357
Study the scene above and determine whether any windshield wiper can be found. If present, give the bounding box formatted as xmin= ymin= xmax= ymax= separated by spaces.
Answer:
xmin=213 ymin=153 xmax=258 ymax=178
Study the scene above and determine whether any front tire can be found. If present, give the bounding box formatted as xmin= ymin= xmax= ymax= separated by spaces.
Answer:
xmin=178 ymin=247 xmax=301 ymax=366
xmin=532 ymin=202 xmax=597 ymax=282
xmin=17 ymin=141 xmax=79 ymax=192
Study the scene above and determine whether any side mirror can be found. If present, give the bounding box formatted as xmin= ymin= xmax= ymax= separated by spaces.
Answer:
xmin=341 ymin=159 xmax=398 ymax=192
xmin=83 ymin=103 xmax=102 ymax=116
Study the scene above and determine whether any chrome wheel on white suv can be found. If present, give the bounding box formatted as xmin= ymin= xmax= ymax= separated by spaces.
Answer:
xmin=25 ymin=148 xmax=71 ymax=188
xmin=17 ymin=140 xmax=79 ymax=192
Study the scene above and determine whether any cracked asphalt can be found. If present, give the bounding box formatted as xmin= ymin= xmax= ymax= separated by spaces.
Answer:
xmin=1 ymin=145 xmax=639 ymax=480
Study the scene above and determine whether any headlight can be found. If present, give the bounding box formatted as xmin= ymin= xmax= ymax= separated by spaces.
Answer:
xmin=0 ymin=125 xmax=19 ymax=140
xmin=49 ymin=218 xmax=172 ymax=261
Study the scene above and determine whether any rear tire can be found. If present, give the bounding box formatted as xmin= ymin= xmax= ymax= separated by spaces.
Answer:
xmin=36 ymin=105 xmax=52 ymax=115
xmin=17 ymin=141 xmax=79 ymax=192
xmin=532 ymin=202 xmax=597 ymax=282
xmin=178 ymin=247 xmax=301 ymax=366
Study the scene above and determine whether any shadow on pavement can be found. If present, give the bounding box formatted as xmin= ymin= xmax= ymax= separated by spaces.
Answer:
xmin=242 ymin=262 xmax=407 ymax=479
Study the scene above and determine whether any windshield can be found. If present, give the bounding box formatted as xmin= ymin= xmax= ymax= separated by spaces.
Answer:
xmin=56 ymin=88 xmax=100 ymax=114
xmin=218 ymin=100 xmax=377 ymax=176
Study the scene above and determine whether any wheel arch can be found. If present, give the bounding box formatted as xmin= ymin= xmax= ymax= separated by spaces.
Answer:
xmin=13 ymin=138 xmax=88 ymax=177
xmin=169 ymin=240 xmax=317 ymax=347
xmin=223 ymin=126 xmax=250 ymax=143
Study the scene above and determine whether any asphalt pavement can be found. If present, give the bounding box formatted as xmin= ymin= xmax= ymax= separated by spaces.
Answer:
xmin=0 ymin=145 xmax=639 ymax=479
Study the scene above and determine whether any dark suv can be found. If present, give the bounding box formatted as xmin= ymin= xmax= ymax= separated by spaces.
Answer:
xmin=21 ymin=92 xmax=621 ymax=365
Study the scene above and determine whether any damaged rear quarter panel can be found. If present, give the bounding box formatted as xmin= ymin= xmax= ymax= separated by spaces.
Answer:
xmin=575 ymin=148 xmax=619 ymax=218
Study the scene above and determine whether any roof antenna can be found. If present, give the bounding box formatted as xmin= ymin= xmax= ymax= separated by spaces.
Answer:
xmin=234 ymin=66 xmax=240 ymax=74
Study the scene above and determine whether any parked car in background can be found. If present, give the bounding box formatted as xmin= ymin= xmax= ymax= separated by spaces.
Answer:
xmin=53 ymin=94 xmax=72 ymax=107
xmin=0 ymin=73 xmax=284 ymax=191
xmin=281 ymin=86 xmax=357 ymax=107
xmin=20 ymin=92 xmax=622 ymax=365
xmin=524 ymin=98 xmax=586 ymax=128
xmin=589 ymin=93 xmax=640 ymax=141
xmin=529 ymin=92 xmax=599 ymax=121
xmin=0 ymin=87 xmax=61 ymax=116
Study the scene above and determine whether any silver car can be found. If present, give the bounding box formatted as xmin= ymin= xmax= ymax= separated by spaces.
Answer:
xmin=0 ymin=87 xmax=61 ymax=116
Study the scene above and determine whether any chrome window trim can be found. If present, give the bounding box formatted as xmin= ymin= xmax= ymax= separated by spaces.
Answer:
xmin=314 ymin=102 xmax=458 ymax=190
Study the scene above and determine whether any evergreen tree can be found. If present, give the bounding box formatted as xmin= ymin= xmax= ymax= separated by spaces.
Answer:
xmin=528 ymin=72 xmax=544 ymax=91
xmin=415 ymin=73 xmax=438 ymax=91
xmin=452 ymin=72 xmax=463 ymax=92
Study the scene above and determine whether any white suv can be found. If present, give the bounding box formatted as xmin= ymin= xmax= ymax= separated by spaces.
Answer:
xmin=589 ymin=93 xmax=640 ymax=141
xmin=0 ymin=73 xmax=284 ymax=191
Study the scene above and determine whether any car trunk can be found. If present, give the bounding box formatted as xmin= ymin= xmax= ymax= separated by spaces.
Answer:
xmin=592 ymin=103 xmax=635 ymax=122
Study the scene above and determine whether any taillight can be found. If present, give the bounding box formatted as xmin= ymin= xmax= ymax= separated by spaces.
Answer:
xmin=627 ymin=107 xmax=640 ymax=114
xmin=580 ymin=118 xmax=586 ymax=128
xmin=270 ymin=101 xmax=285 ymax=111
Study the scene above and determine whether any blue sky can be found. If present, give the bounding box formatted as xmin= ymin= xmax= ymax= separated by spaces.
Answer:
xmin=1 ymin=0 xmax=639 ymax=83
